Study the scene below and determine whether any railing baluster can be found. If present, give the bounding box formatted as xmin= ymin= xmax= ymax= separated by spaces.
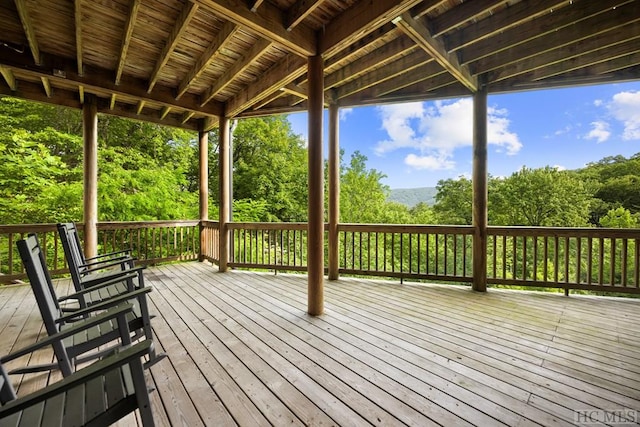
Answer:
xmin=610 ymin=237 xmax=616 ymax=287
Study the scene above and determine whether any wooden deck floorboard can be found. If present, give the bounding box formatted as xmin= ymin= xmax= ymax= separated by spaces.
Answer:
xmin=1 ymin=262 xmax=639 ymax=426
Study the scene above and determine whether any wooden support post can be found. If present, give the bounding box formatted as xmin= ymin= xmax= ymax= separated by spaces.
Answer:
xmin=472 ymin=81 xmax=488 ymax=292
xmin=82 ymin=94 xmax=98 ymax=259
xmin=198 ymin=130 xmax=209 ymax=262
xmin=328 ymin=102 xmax=340 ymax=280
xmin=307 ymin=54 xmax=324 ymax=315
xmin=219 ymin=115 xmax=230 ymax=272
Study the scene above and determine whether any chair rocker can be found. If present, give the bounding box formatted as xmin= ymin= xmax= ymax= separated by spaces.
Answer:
xmin=0 ymin=340 xmax=155 ymax=426
xmin=17 ymin=235 xmax=164 ymax=375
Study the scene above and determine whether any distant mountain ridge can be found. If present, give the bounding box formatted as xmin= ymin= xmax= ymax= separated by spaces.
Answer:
xmin=388 ymin=187 xmax=437 ymax=207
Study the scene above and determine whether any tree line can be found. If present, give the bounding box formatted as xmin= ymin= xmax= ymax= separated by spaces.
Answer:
xmin=0 ymin=96 xmax=638 ymax=228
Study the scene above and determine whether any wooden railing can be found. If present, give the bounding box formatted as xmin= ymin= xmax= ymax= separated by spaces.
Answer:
xmin=0 ymin=221 xmax=200 ymax=284
xmin=488 ymin=227 xmax=640 ymax=294
xmin=2 ymin=221 xmax=639 ymax=295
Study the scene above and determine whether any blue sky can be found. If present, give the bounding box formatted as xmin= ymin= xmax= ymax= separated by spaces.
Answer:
xmin=287 ymin=81 xmax=640 ymax=189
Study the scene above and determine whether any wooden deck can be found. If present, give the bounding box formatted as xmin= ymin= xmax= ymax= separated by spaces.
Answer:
xmin=1 ymin=262 xmax=640 ymax=426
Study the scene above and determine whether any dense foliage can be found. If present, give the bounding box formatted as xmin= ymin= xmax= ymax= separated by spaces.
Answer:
xmin=0 ymin=97 xmax=638 ymax=228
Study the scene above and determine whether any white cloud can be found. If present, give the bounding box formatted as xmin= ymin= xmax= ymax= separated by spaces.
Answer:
xmin=375 ymin=99 xmax=521 ymax=170
xmin=585 ymin=120 xmax=611 ymax=143
xmin=553 ymin=164 xmax=567 ymax=171
xmin=608 ymin=90 xmax=640 ymax=140
xmin=339 ymin=107 xmax=353 ymax=121
xmin=593 ymin=99 xmax=604 ymax=107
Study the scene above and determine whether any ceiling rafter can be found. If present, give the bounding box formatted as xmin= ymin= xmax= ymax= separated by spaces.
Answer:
xmin=40 ymin=76 xmax=52 ymax=97
xmin=110 ymin=93 xmax=116 ymax=109
xmin=148 ymin=2 xmax=199 ymax=93
xmin=225 ymin=54 xmax=306 ymax=117
xmin=0 ymin=67 xmax=17 ymax=91
xmin=136 ymin=100 xmax=145 ymax=115
xmin=115 ymin=0 xmax=141 ymax=85
xmin=319 ymin=0 xmax=426 ymax=58
xmin=192 ymin=0 xmax=315 ymax=57
xmin=160 ymin=106 xmax=171 ymax=120
xmin=249 ymin=0 xmax=264 ymax=13
xmin=176 ymin=21 xmax=239 ymax=100
xmin=370 ymin=63 xmax=446 ymax=98
xmin=14 ymin=0 xmax=40 ymax=64
xmin=285 ymin=0 xmax=323 ymax=31
xmin=460 ymin=0 xmax=630 ymax=66
xmin=0 ymin=49 xmax=223 ymax=117
xmin=393 ymin=13 xmax=477 ymax=92
xmin=0 ymin=78 xmax=200 ymax=129
xmin=335 ymin=50 xmax=432 ymax=99
xmin=472 ymin=2 xmax=640 ymax=74
xmin=447 ymin=0 xmax=570 ymax=53
xmin=200 ymin=38 xmax=272 ymax=106
xmin=431 ymin=0 xmax=511 ymax=37
xmin=74 ymin=0 xmax=83 ymax=75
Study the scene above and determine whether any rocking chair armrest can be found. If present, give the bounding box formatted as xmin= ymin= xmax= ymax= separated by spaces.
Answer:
xmin=79 ymin=265 xmax=147 ymax=289
xmin=85 ymin=249 xmax=132 ymax=262
xmin=0 ymin=304 xmax=134 ymax=364
xmin=80 ymin=258 xmax=136 ymax=274
xmin=58 ymin=272 xmax=142 ymax=303
xmin=0 ymin=340 xmax=151 ymax=417
xmin=57 ymin=287 xmax=151 ymax=324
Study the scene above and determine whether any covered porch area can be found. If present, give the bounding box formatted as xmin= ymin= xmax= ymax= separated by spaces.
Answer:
xmin=2 ymin=262 xmax=639 ymax=426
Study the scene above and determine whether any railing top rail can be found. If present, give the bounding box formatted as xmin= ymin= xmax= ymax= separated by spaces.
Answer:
xmin=488 ymin=226 xmax=640 ymax=238
xmin=97 ymin=220 xmax=200 ymax=230
xmin=228 ymin=222 xmax=308 ymax=231
xmin=338 ymin=223 xmax=474 ymax=234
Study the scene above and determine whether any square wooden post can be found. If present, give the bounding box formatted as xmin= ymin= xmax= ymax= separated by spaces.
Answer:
xmin=82 ymin=94 xmax=98 ymax=259
xmin=198 ymin=129 xmax=209 ymax=261
xmin=219 ymin=115 xmax=230 ymax=272
xmin=328 ymin=102 xmax=340 ymax=280
xmin=472 ymin=82 xmax=488 ymax=292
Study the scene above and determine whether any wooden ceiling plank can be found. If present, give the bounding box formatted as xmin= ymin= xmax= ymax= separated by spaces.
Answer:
xmin=0 ymin=67 xmax=17 ymax=91
xmin=325 ymin=35 xmax=416 ymax=89
xmin=286 ymin=0 xmax=323 ymax=31
xmin=372 ymin=65 xmax=446 ymax=98
xmin=324 ymin=24 xmax=399 ymax=73
xmin=14 ymin=0 xmax=40 ymax=64
xmin=0 ymin=49 xmax=224 ymax=117
xmin=251 ymin=90 xmax=284 ymax=111
xmin=225 ymin=54 xmax=306 ymax=117
xmin=115 ymin=0 xmax=141 ymax=85
xmin=447 ymin=0 xmax=569 ymax=52
xmin=74 ymin=0 xmax=83 ymax=75
xmin=335 ymin=50 xmax=432 ymax=99
xmin=394 ymin=13 xmax=477 ymax=92
xmin=431 ymin=0 xmax=511 ymax=37
xmin=40 ymin=76 xmax=52 ymax=97
xmin=489 ymin=26 xmax=640 ymax=83
xmin=192 ymin=0 xmax=315 ymax=57
xmin=461 ymin=0 xmax=632 ymax=66
xmin=176 ymin=21 xmax=239 ymax=100
xmin=148 ymin=2 xmax=199 ymax=93
xmin=473 ymin=2 xmax=640 ymax=74
xmin=200 ymin=38 xmax=272 ymax=106
xmin=320 ymin=0 xmax=427 ymax=58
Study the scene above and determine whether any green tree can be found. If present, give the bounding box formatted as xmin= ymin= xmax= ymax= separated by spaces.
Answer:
xmin=341 ymin=151 xmax=392 ymax=223
xmin=433 ymin=177 xmax=473 ymax=225
xmin=599 ymin=207 xmax=639 ymax=228
xmin=491 ymin=166 xmax=592 ymax=226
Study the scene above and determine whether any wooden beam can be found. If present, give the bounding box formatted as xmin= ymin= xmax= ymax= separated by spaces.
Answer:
xmin=201 ymin=116 xmax=218 ymax=131
xmin=115 ymin=0 xmax=141 ymax=85
xmin=148 ymin=2 xmax=199 ymax=93
xmin=249 ymin=0 xmax=264 ymax=12
xmin=324 ymin=36 xmax=416 ymax=89
xmin=307 ymin=54 xmax=324 ymax=316
xmin=40 ymin=76 xmax=52 ymax=97
xmin=177 ymin=21 xmax=239 ymax=100
xmin=78 ymin=85 xmax=84 ymax=104
xmin=74 ymin=0 xmax=83 ymax=75
xmin=0 ymin=49 xmax=224 ymax=117
xmin=14 ymin=0 xmax=40 ymax=64
xmin=286 ymin=0 xmax=323 ymax=31
xmin=160 ymin=106 xmax=171 ymax=119
xmin=335 ymin=50 xmax=430 ymax=99
xmin=448 ymin=0 xmax=581 ymax=52
xmin=136 ymin=100 xmax=145 ymax=115
xmin=472 ymin=80 xmax=488 ymax=292
xmin=0 ymin=67 xmax=17 ymax=91
xmin=460 ymin=0 xmax=629 ymax=67
xmin=110 ymin=93 xmax=116 ymax=109
xmin=181 ymin=111 xmax=195 ymax=123
xmin=473 ymin=2 xmax=640 ymax=75
xmin=325 ymin=24 xmax=399 ymax=74
xmin=225 ymin=54 xmax=306 ymax=117
xmin=280 ymin=83 xmax=307 ymax=99
xmin=368 ymin=64 xmax=447 ymax=98
xmin=200 ymin=39 xmax=272 ymax=106
xmin=319 ymin=0 xmax=425 ymax=57
xmin=431 ymin=0 xmax=511 ymax=37
xmin=394 ymin=13 xmax=477 ymax=92
xmin=192 ymin=0 xmax=315 ymax=57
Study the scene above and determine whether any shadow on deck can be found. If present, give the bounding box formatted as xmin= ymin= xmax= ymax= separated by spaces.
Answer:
xmin=1 ymin=262 xmax=639 ymax=426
